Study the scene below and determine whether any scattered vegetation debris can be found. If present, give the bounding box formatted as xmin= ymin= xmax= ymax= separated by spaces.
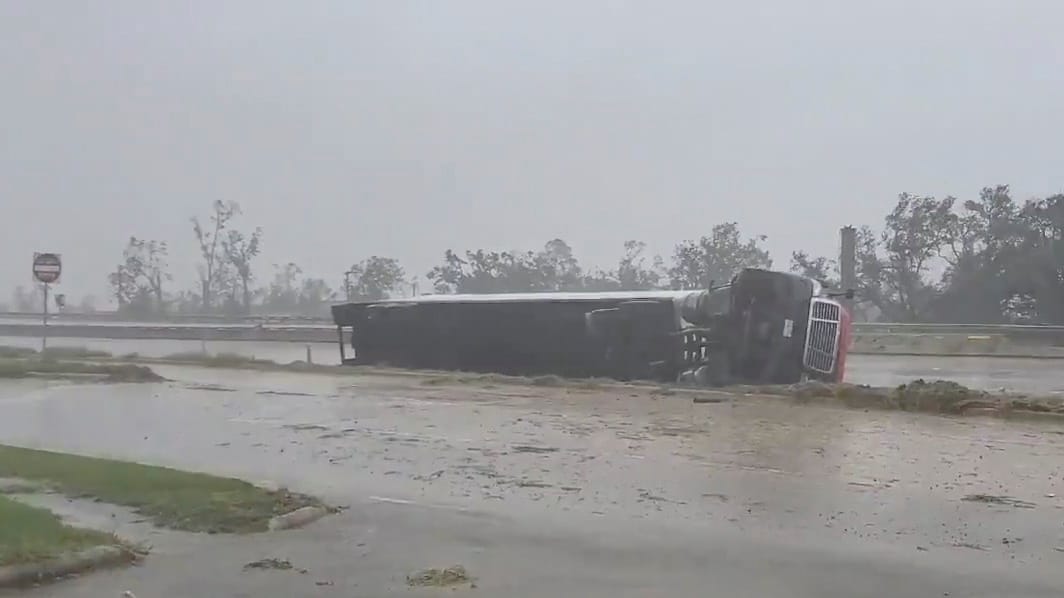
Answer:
xmin=638 ymin=489 xmax=671 ymax=502
xmin=511 ymin=445 xmax=558 ymax=454
xmin=786 ymin=380 xmax=837 ymax=398
xmin=961 ymin=494 xmax=1036 ymax=509
xmin=414 ymin=469 xmax=445 ymax=482
xmin=184 ymin=383 xmax=236 ymax=392
xmin=420 ymin=376 xmax=452 ymax=386
xmin=243 ymin=557 xmax=306 ymax=573
xmin=720 ymin=378 xmax=1063 ymax=418
xmin=515 ymin=480 xmax=552 ymax=488
xmin=890 ymin=379 xmax=990 ymax=413
xmin=406 ymin=565 xmax=473 ymax=587
xmin=692 ymin=396 xmax=726 ymax=404
xmin=282 ymin=424 xmax=328 ymax=432
xmin=531 ymin=375 xmax=565 ymax=387
xmin=419 ymin=371 xmax=601 ymax=390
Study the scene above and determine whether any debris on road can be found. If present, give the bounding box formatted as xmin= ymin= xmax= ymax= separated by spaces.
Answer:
xmin=243 ymin=558 xmax=306 ymax=574
xmin=406 ymin=565 xmax=473 ymax=588
xmin=511 ymin=445 xmax=559 ymax=454
xmin=962 ymin=494 xmax=1036 ymax=509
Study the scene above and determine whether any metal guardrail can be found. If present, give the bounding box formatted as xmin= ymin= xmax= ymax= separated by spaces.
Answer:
xmin=0 ymin=322 xmax=337 ymax=343
xmin=0 ymin=311 xmax=327 ymax=325
xmin=4 ymin=312 xmax=1064 ymax=339
xmin=853 ymin=323 xmax=1064 ymax=342
xmin=854 ymin=322 xmax=1064 ymax=332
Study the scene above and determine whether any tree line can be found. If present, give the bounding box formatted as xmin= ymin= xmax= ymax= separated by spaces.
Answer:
xmin=103 ymin=200 xmax=408 ymax=318
xmin=428 ymin=185 xmax=1064 ymax=324
xmin=7 ymin=185 xmax=1059 ymax=323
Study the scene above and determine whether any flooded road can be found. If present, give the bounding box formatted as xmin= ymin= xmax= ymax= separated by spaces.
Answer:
xmin=4 ymin=334 xmax=1064 ymax=393
xmin=1 ymin=367 xmax=1062 ymax=596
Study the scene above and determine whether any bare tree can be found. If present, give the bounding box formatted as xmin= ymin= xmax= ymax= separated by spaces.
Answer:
xmin=192 ymin=200 xmax=240 ymax=311
xmin=222 ymin=227 xmax=263 ymax=312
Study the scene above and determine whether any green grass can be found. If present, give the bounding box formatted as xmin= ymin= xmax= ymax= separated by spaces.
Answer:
xmin=39 ymin=346 xmax=113 ymax=360
xmin=0 ymin=346 xmax=37 ymax=359
xmin=0 ymin=445 xmax=322 ymax=534
xmin=161 ymin=351 xmax=276 ymax=368
xmin=0 ymin=359 xmax=163 ymax=382
xmin=0 ymin=346 xmax=113 ymax=360
xmin=0 ymin=495 xmax=115 ymax=566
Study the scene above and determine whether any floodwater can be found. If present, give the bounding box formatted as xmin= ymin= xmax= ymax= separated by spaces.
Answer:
xmin=3 ymin=334 xmax=1064 ymax=393
xmin=1 ymin=367 xmax=1063 ymax=596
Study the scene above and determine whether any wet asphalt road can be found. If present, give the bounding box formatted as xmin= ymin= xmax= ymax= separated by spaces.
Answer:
xmin=0 ymin=366 xmax=1062 ymax=596
xmin=3 ymin=334 xmax=1064 ymax=393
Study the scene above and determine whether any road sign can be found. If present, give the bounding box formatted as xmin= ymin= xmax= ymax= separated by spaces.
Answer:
xmin=32 ymin=253 xmax=61 ymax=284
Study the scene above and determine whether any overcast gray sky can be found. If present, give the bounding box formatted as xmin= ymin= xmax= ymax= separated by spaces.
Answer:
xmin=2 ymin=1 xmax=1062 ymax=304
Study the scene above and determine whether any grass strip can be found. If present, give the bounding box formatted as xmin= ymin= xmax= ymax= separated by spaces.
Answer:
xmin=0 ymin=445 xmax=321 ymax=534
xmin=0 ymin=495 xmax=114 ymax=567
xmin=0 ymin=359 xmax=162 ymax=382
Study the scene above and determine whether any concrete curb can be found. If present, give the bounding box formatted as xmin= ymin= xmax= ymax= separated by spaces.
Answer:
xmin=267 ymin=505 xmax=330 ymax=531
xmin=0 ymin=545 xmax=135 ymax=588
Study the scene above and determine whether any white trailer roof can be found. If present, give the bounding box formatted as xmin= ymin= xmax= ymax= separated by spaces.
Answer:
xmin=351 ymin=289 xmax=699 ymax=305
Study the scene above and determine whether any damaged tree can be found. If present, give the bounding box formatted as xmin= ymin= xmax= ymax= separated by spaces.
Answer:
xmin=191 ymin=200 xmax=240 ymax=312
xmin=109 ymin=237 xmax=171 ymax=316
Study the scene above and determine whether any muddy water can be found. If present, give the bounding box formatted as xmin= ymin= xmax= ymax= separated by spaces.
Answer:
xmin=0 ymin=365 xmax=1061 ymax=568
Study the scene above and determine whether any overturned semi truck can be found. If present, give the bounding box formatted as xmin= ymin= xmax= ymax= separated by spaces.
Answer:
xmin=331 ymin=268 xmax=852 ymax=386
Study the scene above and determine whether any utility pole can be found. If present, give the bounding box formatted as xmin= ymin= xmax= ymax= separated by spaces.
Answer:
xmin=839 ymin=226 xmax=857 ymax=313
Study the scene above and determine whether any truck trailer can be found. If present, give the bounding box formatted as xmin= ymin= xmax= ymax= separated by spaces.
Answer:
xmin=330 ymin=268 xmax=851 ymax=386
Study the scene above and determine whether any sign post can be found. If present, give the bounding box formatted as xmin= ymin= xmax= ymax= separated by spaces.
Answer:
xmin=32 ymin=253 xmax=62 ymax=351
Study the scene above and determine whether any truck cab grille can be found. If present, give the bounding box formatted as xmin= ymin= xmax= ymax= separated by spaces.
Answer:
xmin=803 ymin=298 xmax=841 ymax=375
